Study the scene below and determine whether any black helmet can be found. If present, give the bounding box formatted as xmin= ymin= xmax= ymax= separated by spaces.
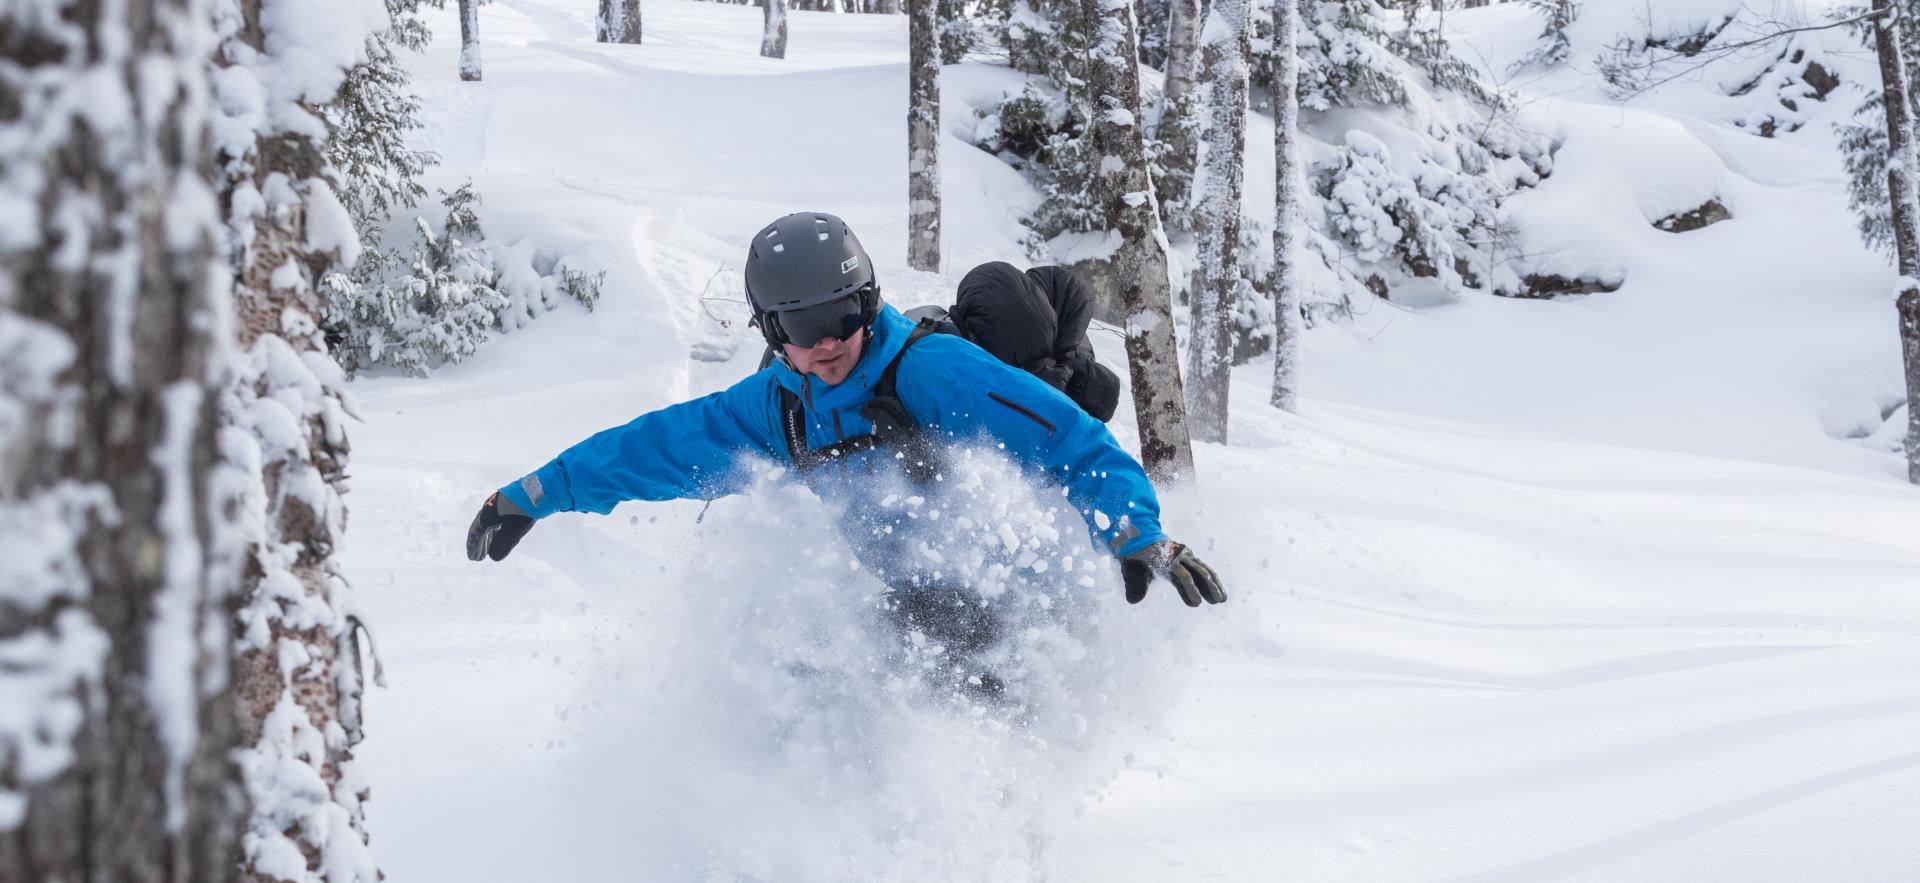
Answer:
xmin=745 ymin=212 xmax=879 ymax=347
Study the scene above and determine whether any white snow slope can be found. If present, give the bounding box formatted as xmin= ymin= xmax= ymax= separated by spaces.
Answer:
xmin=350 ymin=2 xmax=1920 ymax=880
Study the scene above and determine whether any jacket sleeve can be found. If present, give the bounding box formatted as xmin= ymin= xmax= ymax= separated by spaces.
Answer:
xmin=895 ymin=337 xmax=1166 ymax=557
xmin=497 ymin=373 xmax=784 ymax=519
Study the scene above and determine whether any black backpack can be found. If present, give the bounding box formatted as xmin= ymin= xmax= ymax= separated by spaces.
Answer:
xmin=910 ymin=262 xmax=1121 ymax=423
xmin=765 ymin=263 xmax=1122 ymax=476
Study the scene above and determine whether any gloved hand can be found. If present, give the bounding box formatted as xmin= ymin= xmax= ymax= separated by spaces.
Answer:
xmin=466 ymin=492 xmax=534 ymax=562
xmin=1122 ymin=541 xmax=1226 ymax=607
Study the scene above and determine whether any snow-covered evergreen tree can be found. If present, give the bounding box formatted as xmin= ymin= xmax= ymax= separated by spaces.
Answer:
xmin=601 ymin=0 xmax=645 ymax=43
xmin=1186 ymin=0 xmax=1253 ymax=442
xmin=939 ymin=0 xmax=1000 ymax=60
xmin=1291 ymin=0 xmax=1548 ymax=301
xmin=1838 ymin=0 xmax=1920 ymax=257
xmin=320 ymin=0 xmax=604 ymax=377
xmin=910 ymin=0 xmax=944 ymax=270
xmin=327 ymin=0 xmax=439 ymax=266
xmin=1512 ymin=0 xmax=1579 ymax=71
xmin=1 ymin=0 xmax=245 ymax=875
xmin=327 ymin=185 xmax=602 ymax=376
xmin=1085 ymin=0 xmax=1195 ymax=479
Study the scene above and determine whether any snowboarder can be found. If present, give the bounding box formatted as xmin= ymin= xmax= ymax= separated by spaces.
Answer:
xmin=465 ymin=213 xmax=1224 ymax=682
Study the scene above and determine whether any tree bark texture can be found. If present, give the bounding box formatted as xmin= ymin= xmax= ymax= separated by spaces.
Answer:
xmin=1873 ymin=0 xmax=1920 ymax=483
xmin=1271 ymin=0 xmax=1303 ymax=413
xmin=1153 ymin=0 xmax=1204 ymax=223
xmin=908 ymin=0 xmax=944 ymax=271
xmin=1084 ymin=0 xmax=1196 ymax=481
xmin=459 ymin=0 xmax=483 ymax=80
xmin=0 ymin=0 xmax=245 ymax=879
xmin=763 ymin=0 xmax=790 ymax=57
xmin=1185 ymin=0 xmax=1252 ymax=443
xmin=600 ymin=0 xmax=644 ymax=43
xmin=213 ymin=0 xmax=377 ymax=879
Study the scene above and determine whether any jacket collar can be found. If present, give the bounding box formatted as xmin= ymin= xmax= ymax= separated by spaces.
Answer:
xmin=769 ymin=304 xmax=913 ymax=410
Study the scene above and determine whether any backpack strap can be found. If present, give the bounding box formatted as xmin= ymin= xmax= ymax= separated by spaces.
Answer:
xmin=778 ymin=386 xmax=817 ymax=471
xmin=872 ymin=319 xmax=941 ymax=401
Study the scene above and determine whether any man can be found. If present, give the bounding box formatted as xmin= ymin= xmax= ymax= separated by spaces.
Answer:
xmin=466 ymin=213 xmax=1224 ymax=682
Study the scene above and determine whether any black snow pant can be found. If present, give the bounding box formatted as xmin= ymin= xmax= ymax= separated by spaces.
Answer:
xmin=879 ymin=587 xmax=1007 ymax=698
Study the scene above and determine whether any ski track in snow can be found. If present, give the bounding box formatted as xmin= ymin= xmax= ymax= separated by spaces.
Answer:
xmin=350 ymin=1 xmax=1920 ymax=881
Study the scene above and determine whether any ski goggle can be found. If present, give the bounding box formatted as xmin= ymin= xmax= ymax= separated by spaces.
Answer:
xmin=770 ymin=290 xmax=869 ymax=348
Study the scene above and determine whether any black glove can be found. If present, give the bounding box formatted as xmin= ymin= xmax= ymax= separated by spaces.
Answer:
xmin=1122 ymin=541 xmax=1227 ymax=607
xmin=466 ymin=492 xmax=534 ymax=562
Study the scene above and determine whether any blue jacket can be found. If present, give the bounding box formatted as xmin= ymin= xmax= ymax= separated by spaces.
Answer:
xmin=497 ymin=304 xmax=1166 ymax=559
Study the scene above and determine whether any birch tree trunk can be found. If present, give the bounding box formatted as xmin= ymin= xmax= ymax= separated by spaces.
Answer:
xmin=599 ymin=0 xmax=644 ymax=43
xmin=0 ymin=0 xmax=245 ymax=879
xmin=1186 ymin=0 xmax=1251 ymax=443
xmin=459 ymin=0 xmax=482 ymax=81
xmin=908 ymin=0 xmax=944 ymax=271
xmin=1153 ymin=0 xmax=1204 ymax=223
xmin=213 ymin=0 xmax=379 ymax=879
xmin=1271 ymin=0 xmax=1304 ymax=413
xmin=1872 ymin=0 xmax=1920 ymax=483
xmin=1085 ymin=0 xmax=1196 ymax=480
xmin=763 ymin=0 xmax=790 ymax=57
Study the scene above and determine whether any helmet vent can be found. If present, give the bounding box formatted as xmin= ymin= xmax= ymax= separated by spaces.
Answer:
xmin=771 ymin=243 xmax=785 ymax=253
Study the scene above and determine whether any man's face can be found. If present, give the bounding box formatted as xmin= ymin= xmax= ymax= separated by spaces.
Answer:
xmin=784 ymin=327 xmax=864 ymax=384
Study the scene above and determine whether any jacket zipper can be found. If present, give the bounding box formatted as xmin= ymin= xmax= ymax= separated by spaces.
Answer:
xmin=988 ymin=392 xmax=1056 ymax=433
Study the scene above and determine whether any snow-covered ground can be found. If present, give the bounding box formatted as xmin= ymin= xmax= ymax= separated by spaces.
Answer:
xmin=347 ymin=2 xmax=1920 ymax=880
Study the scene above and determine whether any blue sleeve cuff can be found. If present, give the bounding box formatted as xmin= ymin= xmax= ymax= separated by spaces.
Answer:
xmin=1108 ymin=514 xmax=1166 ymax=557
xmin=498 ymin=462 xmax=571 ymax=520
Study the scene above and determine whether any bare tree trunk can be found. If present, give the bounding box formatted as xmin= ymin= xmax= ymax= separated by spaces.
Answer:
xmin=1154 ymin=0 xmax=1204 ymax=223
xmin=763 ymin=0 xmax=790 ymax=56
xmin=1271 ymin=0 xmax=1303 ymax=413
xmin=212 ymin=0 xmax=378 ymax=880
xmin=599 ymin=0 xmax=644 ymax=43
xmin=908 ymin=0 xmax=943 ymax=271
xmin=0 ymin=0 xmax=245 ymax=879
xmin=1086 ymin=0 xmax=1196 ymax=481
xmin=458 ymin=0 xmax=483 ymax=80
xmin=1185 ymin=0 xmax=1251 ymax=442
xmin=1873 ymin=0 xmax=1920 ymax=483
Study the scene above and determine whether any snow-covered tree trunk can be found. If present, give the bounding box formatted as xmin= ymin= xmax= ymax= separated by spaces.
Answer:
xmin=0 ymin=0 xmax=246 ymax=878
xmin=908 ymin=0 xmax=943 ymax=271
xmin=458 ymin=0 xmax=482 ymax=80
xmin=763 ymin=0 xmax=790 ymax=57
xmin=600 ymin=0 xmax=644 ymax=43
xmin=1271 ymin=0 xmax=1303 ymax=412
xmin=1153 ymin=0 xmax=1204 ymax=222
xmin=1085 ymin=0 xmax=1196 ymax=480
xmin=1185 ymin=0 xmax=1252 ymax=443
xmin=1873 ymin=0 xmax=1920 ymax=483
xmin=212 ymin=0 xmax=381 ymax=880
